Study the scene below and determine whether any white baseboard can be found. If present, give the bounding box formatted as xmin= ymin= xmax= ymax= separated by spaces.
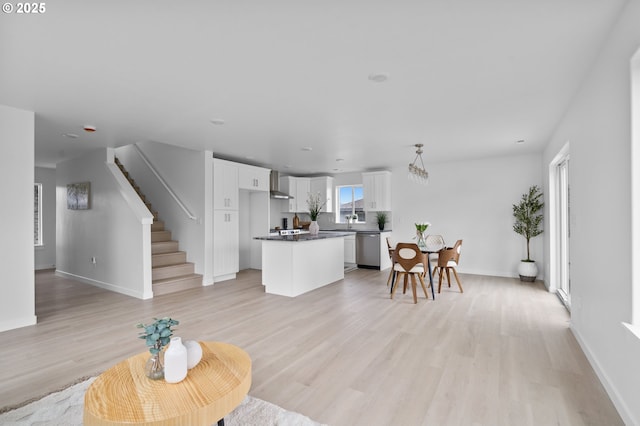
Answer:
xmin=570 ymin=324 xmax=636 ymax=426
xmin=55 ymin=270 xmax=148 ymax=299
xmin=0 ymin=315 xmax=37 ymax=333
xmin=35 ymin=264 xmax=55 ymax=271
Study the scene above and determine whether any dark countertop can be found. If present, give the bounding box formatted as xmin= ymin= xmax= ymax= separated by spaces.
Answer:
xmin=255 ymin=231 xmax=353 ymax=241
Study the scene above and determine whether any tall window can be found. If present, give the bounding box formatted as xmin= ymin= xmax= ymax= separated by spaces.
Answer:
xmin=336 ymin=185 xmax=365 ymax=223
xmin=34 ymin=183 xmax=42 ymax=246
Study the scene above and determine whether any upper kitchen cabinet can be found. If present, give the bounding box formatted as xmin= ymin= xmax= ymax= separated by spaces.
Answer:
xmin=238 ymin=163 xmax=270 ymax=192
xmin=310 ymin=176 xmax=334 ymax=213
xmin=279 ymin=176 xmax=310 ymax=213
xmin=362 ymin=171 xmax=391 ymax=212
xmin=213 ymin=158 xmax=239 ymax=210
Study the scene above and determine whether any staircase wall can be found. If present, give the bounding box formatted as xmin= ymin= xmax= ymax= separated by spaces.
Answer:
xmin=0 ymin=104 xmax=36 ymax=332
xmin=115 ymin=142 xmax=213 ymax=285
xmin=56 ymin=148 xmax=154 ymax=299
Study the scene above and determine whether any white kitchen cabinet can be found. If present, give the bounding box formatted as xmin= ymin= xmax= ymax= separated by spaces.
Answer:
xmin=238 ymin=163 xmax=270 ymax=192
xmin=213 ymin=158 xmax=239 ymax=210
xmin=213 ymin=210 xmax=239 ymax=280
xmin=362 ymin=171 xmax=392 ymax=212
xmin=279 ymin=176 xmax=311 ymax=212
xmin=344 ymin=233 xmax=356 ymax=264
xmin=310 ymin=176 xmax=334 ymax=213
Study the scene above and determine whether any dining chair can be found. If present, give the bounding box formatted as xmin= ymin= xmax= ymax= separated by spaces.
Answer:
xmin=386 ymin=237 xmax=396 ymax=287
xmin=390 ymin=243 xmax=430 ymax=303
xmin=424 ymin=234 xmax=445 ymax=278
xmin=434 ymin=239 xmax=463 ymax=293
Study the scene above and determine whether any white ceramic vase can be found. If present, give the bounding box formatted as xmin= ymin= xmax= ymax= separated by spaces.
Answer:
xmin=164 ymin=336 xmax=188 ymax=383
xmin=518 ymin=260 xmax=538 ymax=282
xmin=183 ymin=340 xmax=203 ymax=369
xmin=309 ymin=221 xmax=320 ymax=235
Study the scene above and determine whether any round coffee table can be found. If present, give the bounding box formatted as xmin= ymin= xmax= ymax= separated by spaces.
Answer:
xmin=84 ymin=341 xmax=251 ymax=426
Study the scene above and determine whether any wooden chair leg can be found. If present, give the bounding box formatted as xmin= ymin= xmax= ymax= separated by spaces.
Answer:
xmin=446 ymin=268 xmax=452 ymax=288
xmin=403 ymin=274 xmax=408 ymax=294
xmin=391 ymin=272 xmax=402 ymax=299
xmin=386 ymin=268 xmax=395 ymax=287
xmin=452 ymin=268 xmax=463 ymax=293
xmin=410 ymin=274 xmax=418 ymax=304
xmin=418 ymin=273 xmax=429 ymax=299
xmin=438 ymin=270 xmax=444 ymax=293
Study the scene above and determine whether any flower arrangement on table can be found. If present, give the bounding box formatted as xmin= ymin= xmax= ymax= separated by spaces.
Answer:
xmin=307 ymin=192 xmax=326 ymax=221
xmin=414 ymin=222 xmax=431 ymax=247
xmin=137 ymin=317 xmax=180 ymax=380
xmin=137 ymin=317 xmax=179 ymax=355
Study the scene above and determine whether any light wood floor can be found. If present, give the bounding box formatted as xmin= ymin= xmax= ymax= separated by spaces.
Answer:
xmin=0 ymin=269 xmax=623 ymax=425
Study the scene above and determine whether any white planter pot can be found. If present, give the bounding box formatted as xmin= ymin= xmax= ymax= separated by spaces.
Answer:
xmin=518 ymin=261 xmax=538 ymax=282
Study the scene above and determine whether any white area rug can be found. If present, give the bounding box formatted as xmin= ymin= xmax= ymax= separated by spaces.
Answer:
xmin=0 ymin=377 xmax=326 ymax=426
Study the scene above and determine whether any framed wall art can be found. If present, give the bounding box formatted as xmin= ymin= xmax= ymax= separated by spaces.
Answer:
xmin=67 ymin=181 xmax=90 ymax=210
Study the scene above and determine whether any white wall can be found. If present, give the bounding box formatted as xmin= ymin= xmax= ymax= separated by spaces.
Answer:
xmin=542 ymin=2 xmax=640 ymax=423
xmin=35 ymin=166 xmax=56 ymax=270
xmin=388 ymin=154 xmax=543 ymax=278
xmin=115 ymin=142 xmax=210 ymax=283
xmin=56 ymin=148 xmax=153 ymax=299
xmin=0 ymin=105 xmax=36 ymax=332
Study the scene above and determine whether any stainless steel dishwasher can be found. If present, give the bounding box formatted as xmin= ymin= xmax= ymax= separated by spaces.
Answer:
xmin=356 ymin=232 xmax=380 ymax=269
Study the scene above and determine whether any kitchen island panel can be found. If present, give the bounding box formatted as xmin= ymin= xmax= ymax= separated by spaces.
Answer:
xmin=261 ymin=237 xmax=344 ymax=297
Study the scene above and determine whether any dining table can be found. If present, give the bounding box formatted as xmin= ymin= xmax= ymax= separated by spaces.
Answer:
xmin=390 ymin=242 xmax=446 ymax=300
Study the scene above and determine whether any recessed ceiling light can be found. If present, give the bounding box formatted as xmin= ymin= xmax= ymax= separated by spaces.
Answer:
xmin=63 ymin=133 xmax=79 ymax=139
xmin=336 ymin=158 xmax=344 ymax=162
xmin=210 ymin=118 xmax=226 ymax=125
xmin=368 ymin=73 xmax=389 ymax=83
xmin=301 ymin=147 xmax=313 ymax=152
xmin=245 ymin=156 xmax=255 ymax=160
xmin=516 ymin=139 xmax=525 ymax=144
xmin=83 ymin=125 xmax=97 ymax=132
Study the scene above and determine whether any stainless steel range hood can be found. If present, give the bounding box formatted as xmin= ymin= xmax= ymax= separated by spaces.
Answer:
xmin=270 ymin=171 xmax=294 ymax=199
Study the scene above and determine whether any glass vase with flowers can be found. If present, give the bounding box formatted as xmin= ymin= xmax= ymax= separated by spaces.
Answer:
xmin=414 ymin=222 xmax=430 ymax=248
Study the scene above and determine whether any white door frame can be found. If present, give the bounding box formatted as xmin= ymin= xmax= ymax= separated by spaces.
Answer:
xmin=549 ymin=142 xmax=570 ymax=308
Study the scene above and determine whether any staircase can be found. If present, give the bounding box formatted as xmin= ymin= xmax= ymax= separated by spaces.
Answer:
xmin=115 ymin=158 xmax=202 ymax=296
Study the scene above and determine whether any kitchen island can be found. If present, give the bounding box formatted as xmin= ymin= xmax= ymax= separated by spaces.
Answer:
xmin=254 ymin=231 xmax=350 ymax=297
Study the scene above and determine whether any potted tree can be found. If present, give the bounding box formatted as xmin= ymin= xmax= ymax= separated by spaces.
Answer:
xmin=512 ymin=185 xmax=543 ymax=282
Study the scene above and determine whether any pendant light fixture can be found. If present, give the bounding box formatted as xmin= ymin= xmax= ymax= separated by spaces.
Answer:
xmin=408 ymin=143 xmax=429 ymax=185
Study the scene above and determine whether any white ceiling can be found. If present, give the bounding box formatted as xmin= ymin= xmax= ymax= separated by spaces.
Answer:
xmin=0 ymin=0 xmax=626 ymax=175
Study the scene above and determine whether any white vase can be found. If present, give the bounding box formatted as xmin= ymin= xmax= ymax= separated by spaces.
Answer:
xmin=183 ymin=340 xmax=203 ymax=369
xmin=164 ymin=337 xmax=188 ymax=383
xmin=518 ymin=260 xmax=538 ymax=282
xmin=309 ymin=221 xmax=320 ymax=235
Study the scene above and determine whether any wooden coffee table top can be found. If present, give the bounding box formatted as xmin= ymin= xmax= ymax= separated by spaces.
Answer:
xmin=83 ymin=341 xmax=251 ymax=426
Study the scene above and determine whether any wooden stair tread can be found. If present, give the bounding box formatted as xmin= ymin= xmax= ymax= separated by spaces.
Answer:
xmin=152 ymin=251 xmax=187 ymax=267
xmin=152 ymin=274 xmax=203 ymax=296
xmin=153 ymin=273 xmax=202 ymax=284
xmin=152 ymin=241 xmax=180 ymax=254
xmin=152 ymin=262 xmax=194 ymax=271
